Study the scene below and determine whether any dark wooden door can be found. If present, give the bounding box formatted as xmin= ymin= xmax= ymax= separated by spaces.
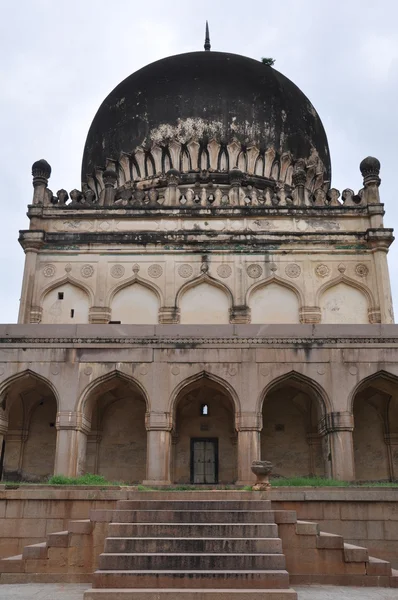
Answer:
xmin=191 ymin=438 xmax=218 ymax=484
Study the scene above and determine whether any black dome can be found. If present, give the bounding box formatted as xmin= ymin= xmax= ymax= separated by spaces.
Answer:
xmin=82 ymin=51 xmax=331 ymax=181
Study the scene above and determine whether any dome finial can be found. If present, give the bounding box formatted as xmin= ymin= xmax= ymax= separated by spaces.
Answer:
xmin=204 ymin=21 xmax=211 ymax=51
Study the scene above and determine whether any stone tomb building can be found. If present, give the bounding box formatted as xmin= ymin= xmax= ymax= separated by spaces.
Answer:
xmin=0 ymin=49 xmax=398 ymax=485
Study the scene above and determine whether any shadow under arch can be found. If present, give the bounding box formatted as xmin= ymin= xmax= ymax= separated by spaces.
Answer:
xmin=347 ymin=369 xmax=398 ymax=415
xmin=258 ymin=370 xmax=331 ymax=415
xmin=170 ymin=370 xmax=239 ymax=484
xmin=76 ymin=369 xmax=150 ymax=419
xmin=39 ymin=275 xmax=94 ymax=306
xmin=0 ymin=369 xmax=60 ymax=412
xmin=246 ymin=274 xmax=304 ymax=307
xmin=106 ymin=274 xmax=164 ymax=308
xmin=169 ymin=370 xmax=241 ymax=421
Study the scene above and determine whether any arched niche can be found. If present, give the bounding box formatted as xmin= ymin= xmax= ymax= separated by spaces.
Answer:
xmin=320 ymin=282 xmax=369 ymax=324
xmin=82 ymin=373 xmax=147 ymax=483
xmin=179 ymin=281 xmax=230 ymax=324
xmin=260 ymin=373 xmax=328 ymax=478
xmin=42 ymin=282 xmax=90 ymax=324
xmin=172 ymin=375 xmax=237 ymax=484
xmin=1 ymin=372 xmax=57 ymax=481
xmin=351 ymin=372 xmax=398 ymax=481
xmin=250 ymin=281 xmax=300 ymax=324
xmin=111 ymin=282 xmax=159 ymax=324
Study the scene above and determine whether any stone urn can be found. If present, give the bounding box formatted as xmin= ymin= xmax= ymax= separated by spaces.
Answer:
xmin=251 ymin=460 xmax=273 ymax=491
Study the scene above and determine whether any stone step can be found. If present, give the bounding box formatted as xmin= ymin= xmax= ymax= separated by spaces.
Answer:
xmin=107 ymin=523 xmax=279 ymax=539
xmin=22 ymin=542 xmax=48 ymax=560
xmin=84 ymin=588 xmax=298 ymax=600
xmin=0 ymin=554 xmax=24 ymax=573
xmin=343 ymin=543 xmax=369 ymax=563
xmin=116 ymin=500 xmax=272 ymax=511
xmin=98 ymin=553 xmax=286 ymax=571
xmin=93 ymin=510 xmax=276 ymax=524
xmin=366 ymin=556 xmax=391 ymax=576
xmin=104 ymin=537 xmax=283 ymax=554
xmin=92 ymin=570 xmax=290 ymax=589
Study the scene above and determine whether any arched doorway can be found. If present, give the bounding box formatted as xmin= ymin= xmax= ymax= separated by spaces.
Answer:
xmin=0 ymin=372 xmax=57 ymax=481
xmin=82 ymin=373 xmax=147 ymax=483
xmin=172 ymin=375 xmax=237 ymax=484
xmin=261 ymin=374 xmax=327 ymax=478
xmin=352 ymin=372 xmax=398 ymax=481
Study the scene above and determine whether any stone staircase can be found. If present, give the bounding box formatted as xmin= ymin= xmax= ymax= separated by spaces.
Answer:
xmin=1 ymin=491 xmax=397 ymax=596
xmin=85 ymin=498 xmax=297 ymax=600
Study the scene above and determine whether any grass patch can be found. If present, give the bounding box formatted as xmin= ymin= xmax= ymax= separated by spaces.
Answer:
xmin=47 ymin=473 xmax=121 ymax=486
xmin=271 ymin=476 xmax=350 ymax=487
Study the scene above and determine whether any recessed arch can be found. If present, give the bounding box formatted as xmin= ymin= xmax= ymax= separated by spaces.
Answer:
xmin=0 ymin=370 xmax=58 ymax=481
xmin=258 ymin=370 xmax=330 ymax=415
xmin=171 ymin=370 xmax=239 ymax=484
xmin=247 ymin=276 xmax=302 ymax=324
xmin=77 ymin=369 xmax=150 ymax=418
xmin=106 ymin=275 xmax=163 ymax=307
xmin=317 ymin=275 xmax=376 ymax=325
xmin=259 ymin=370 xmax=329 ymax=478
xmin=176 ymin=274 xmax=233 ymax=325
xmin=39 ymin=275 xmax=94 ymax=306
xmin=0 ymin=369 xmax=60 ymax=412
xmin=350 ymin=370 xmax=398 ymax=481
xmin=78 ymin=370 xmax=149 ymax=482
xmin=169 ymin=370 xmax=241 ymax=419
xmin=108 ymin=277 xmax=161 ymax=324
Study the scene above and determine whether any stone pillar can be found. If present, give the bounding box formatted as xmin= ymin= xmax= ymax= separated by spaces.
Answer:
xmin=385 ymin=434 xmax=398 ymax=481
xmin=366 ymin=229 xmax=395 ymax=323
xmin=143 ymin=412 xmax=172 ymax=485
xmin=3 ymin=429 xmax=28 ymax=478
xmin=236 ymin=412 xmax=262 ymax=485
xmin=54 ymin=412 xmax=90 ymax=477
xmin=0 ymin=415 xmax=8 ymax=479
xmin=324 ymin=412 xmax=355 ymax=481
xmin=17 ymin=232 xmax=44 ymax=324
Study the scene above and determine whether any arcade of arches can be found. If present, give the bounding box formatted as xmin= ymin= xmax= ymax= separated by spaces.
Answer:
xmin=1 ymin=369 xmax=397 ymax=484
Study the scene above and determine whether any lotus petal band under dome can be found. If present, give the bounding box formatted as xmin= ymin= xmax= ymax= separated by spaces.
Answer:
xmin=81 ymin=51 xmax=331 ymax=191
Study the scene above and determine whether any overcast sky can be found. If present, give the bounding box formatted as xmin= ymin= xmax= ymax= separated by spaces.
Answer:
xmin=1 ymin=0 xmax=397 ymax=323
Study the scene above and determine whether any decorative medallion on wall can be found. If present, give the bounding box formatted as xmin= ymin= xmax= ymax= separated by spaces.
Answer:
xmin=285 ymin=264 xmax=301 ymax=278
xmin=139 ymin=365 xmax=149 ymax=376
xmin=110 ymin=264 xmax=125 ymax=278
xmin=148 ymin=264 xmax=163 ymax=278
xmin=217 ymin=265 xmax=232 ymax=278
xmin=132 ymin=264 xmax=140 ymax=274
xmin=64 ymin=264 xmax=72 ymax=273
xmin=355 ymin=264 xmax=369 ymax=278
xmin=338 ymin=263 xmax=346 ymax=273
xmin=50 ymin=364 xmax=60 ymax=375
xmin=270 ymin=263 xmax=278 ymax=272
xmin=178 ymin=264 xmax=193 ymax=278
xmin=81 ymin=264 xmax=94 ymax=278
xmin=247 ymin=264 xmax=263 ymax=279
xmin=171 ymin=366 xmax=180 ymax=376
xmin=315 ymin=264 xmax=330 ymax=278
xmin=84 ymin=366 xmax=93 ymax=376
xmin=43 ymin=264 xmax=56 ymax=277
xmin=349 ymin=366 xmax=358 ymax=376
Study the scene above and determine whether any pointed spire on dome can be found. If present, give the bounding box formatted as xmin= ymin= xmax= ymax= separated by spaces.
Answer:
xmin=204 ymin=21 xmax=211 ymax=51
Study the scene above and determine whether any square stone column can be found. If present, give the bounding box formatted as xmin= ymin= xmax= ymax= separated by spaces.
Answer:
xmin=143 ymin=412 xmax=172 ymax=485
xmin=235 ymin=412 xmax=262 ymax=485
xmin=323 ymin=412 xmax=355 ymax=481
xmin=54 ymin=412 xmax=90 ymax=477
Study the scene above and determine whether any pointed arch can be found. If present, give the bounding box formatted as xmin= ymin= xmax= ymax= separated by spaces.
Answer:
xmin=316 ymin=274 xmax=375 ymax=308
xmin=76 ymin=369 xmax=150 ymax=418
xmin=0 ymin=369 xmax=60 ymax=411
xmin=348 ymin=369 xmax=398 ymax=414
xmin=176 ymin=273 xmax=233 ymax=307
xmin=107 ymin=274 xmax=163 ymax=307
xmin=39 ymin=275 xmax=94 ymax=306
xmin=169 ymin=369 xmax=241 ymax=424
xmin=246 ymin=274 xmax=304 ymax=305
xmin=258 ymin=370 xmax=331 ymax=414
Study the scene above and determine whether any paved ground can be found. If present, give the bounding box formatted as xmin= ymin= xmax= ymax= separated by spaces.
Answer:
xmin=0 ymin=584 xmax=398 ymax=599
